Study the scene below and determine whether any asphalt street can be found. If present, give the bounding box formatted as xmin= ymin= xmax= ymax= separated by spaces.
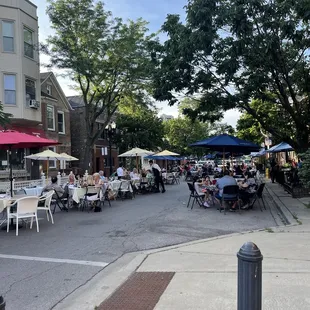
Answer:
xmin=0 ymin=181 xmax=281 ymax=310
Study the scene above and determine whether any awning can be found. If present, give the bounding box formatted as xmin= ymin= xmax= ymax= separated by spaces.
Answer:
xmin=1 ymin=125 xmax=47 ymax=138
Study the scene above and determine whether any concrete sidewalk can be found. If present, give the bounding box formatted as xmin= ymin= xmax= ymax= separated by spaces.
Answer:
xmin=56 ymin=182 xmax=310 ymax=310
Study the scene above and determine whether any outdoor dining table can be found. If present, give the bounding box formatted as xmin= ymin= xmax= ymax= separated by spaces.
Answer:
xmin=69 ymin=185 xmax=106 ymax=204
xmin=23 ymin=186 xmax=44 ymax=196
xmin=0 ymin=194 xmax=32 ymax=229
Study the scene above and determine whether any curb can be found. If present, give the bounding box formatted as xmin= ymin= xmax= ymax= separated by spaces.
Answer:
xmin=264 ymin=184 xmax=296 ymax=225
xmin=55 ymin=222 xmax=297 ymax=310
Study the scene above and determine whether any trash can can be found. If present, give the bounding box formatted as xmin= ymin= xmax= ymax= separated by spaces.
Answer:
xmin=0 ymin=296 xmax=5 ymax=310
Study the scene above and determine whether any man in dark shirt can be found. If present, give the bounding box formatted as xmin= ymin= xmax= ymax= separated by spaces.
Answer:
xmin=149 ymin=160 xmax=166 ymax=193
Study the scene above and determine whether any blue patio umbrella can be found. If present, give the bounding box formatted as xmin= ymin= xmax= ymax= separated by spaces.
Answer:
xmin=204 ymin=153 xmax=215 ymax=159
xmin=251 ymin=149 xmax=267 ymax=157
xmin=191 ymin=134 xmax=260 ymax=153
xmin=267 ymin=142 xmax=294 ymax=153
xmin=191 ymin=134 xmax=259 ymax=169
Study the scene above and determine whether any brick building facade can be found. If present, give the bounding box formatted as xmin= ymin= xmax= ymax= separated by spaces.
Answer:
xmin=40 ymin=72 xmax=72 ymax=175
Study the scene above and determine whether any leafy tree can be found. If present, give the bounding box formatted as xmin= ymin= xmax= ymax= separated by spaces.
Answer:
xmin=114 ymin=104 xmax=164 ymax=154
xmin=236 ymin=98 xmax=291 ymax=146
xmin=45 ymin=0 xmax=155 ymax=170
xmin=299 ymin=149 xmax=310 ymax=187
xmin=151 ymin=0 xmax=310 ymax=151
xmin=0 ymin=104 xmax=12 ymax=127
xmin=163 ymin=117 xmax=209 ymax=156
xmin=210 ymin=122 xmax=235 ymax=136
xmin=236 ymin=113 xmax=264 ymax=146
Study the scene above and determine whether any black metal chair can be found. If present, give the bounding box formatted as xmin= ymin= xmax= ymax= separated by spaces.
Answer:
xmin=220 ymin=185 xmax=240 ymax=214
xmin=249 ymin=183 xmax=266 ymax=211
xmin=52 ymin=185 xmax=69 ymax=214
xmin=186 ymin=183 xmax=204 ymax=209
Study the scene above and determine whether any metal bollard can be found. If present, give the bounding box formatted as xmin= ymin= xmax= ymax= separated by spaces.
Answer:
xmin=237 ymin=242 xmax=263 ymax=310
xmin=0 ymin=296 xmax=5 ymax=310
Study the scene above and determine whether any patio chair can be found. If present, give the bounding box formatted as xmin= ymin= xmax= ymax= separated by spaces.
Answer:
xmin=38 ymin=190 xmax=55 ymax=224
xmin=119 ymin=180 xmax=133 ymax=200
xmin=110 ymin=180 xmax=122 ymax=199
xmin=174 ymin=172 xmax=181 ymax=184
xmin=220 ymin=185 xmax=240 ymax=215
xmin=7 ymin=196 xmax=40 ymax=236
xmin=186 ymin=183 xmax=204 ymax=209
xmin=249 ymin=183 xmax=266 ymax=211
xmin=81 ymin=187 xmax=101 ymax=212
xmin=100 ymin=185 xmax=111 ymax=208
xmin=52 ymin=185 xmax=70 ymax=214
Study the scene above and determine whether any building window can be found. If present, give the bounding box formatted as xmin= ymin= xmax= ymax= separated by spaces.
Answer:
xmin=47 ymin=106 xmax=55 ymax=131
xmin=4 ymin=74 xmax=16 ymax=105
xmin=48 ymin=146 xmax=56 ymax=168
xmin=24 ymin=27 xmax=34 ymax=58
xmin=25 ymin=78 xmax=36 ymax=107
xmin=2 ymin=21 xmax=14 ymax=52
xmin=46 ymin=84 xmax=52 ymax=95
xmin=58 ymin=111 xmax=65 ymax=134
xmin=97 ymin=123 xmax=105 ymax=139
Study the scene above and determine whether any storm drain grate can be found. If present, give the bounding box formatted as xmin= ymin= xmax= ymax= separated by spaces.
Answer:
xmin=98 ymin=271 xmax=175 ymax=310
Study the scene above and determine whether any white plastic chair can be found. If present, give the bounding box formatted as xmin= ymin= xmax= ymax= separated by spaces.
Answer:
xmin=38 ymin=190 xmax=55 ymax=224
xmin=7 ymin=196 xmax=40 ymax=236
xmin=120 ymin=180 xmax=133 ymax=200
xmin=81 ymin=187 xmax=100 ymax=212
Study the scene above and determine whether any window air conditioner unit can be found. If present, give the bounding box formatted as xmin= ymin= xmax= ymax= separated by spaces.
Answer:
xmin=29 ymin=100 xmax=40 ymax=109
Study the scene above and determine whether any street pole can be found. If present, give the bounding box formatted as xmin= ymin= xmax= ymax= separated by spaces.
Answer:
xmin=109 ymin=134 xmax=113 ymax=177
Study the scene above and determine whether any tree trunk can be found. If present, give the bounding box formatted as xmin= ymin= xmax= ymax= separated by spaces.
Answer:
xmin=80 ymin=140 xmax=94 ymax=174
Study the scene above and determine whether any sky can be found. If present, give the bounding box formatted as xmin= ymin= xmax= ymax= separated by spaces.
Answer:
xmin=32 ymin=0 xmax=241 ymax=127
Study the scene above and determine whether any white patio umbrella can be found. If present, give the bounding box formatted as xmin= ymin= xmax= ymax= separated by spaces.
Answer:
xmin=25 ymin=150 xmax=67 ymax=179
xmin=59 ymin=153 xmax=78 ymax=174
xmin=59 ymin=153 xmax=79 ymax=161
xmin=118 ymin=148 xmax=154 ymax=169
xmin=153 ymin=150 xmax=180 ymax=171
xmin=154 ymin=150 xmax=180 ymax=156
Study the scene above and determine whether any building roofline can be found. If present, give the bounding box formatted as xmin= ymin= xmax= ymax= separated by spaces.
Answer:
xmin=25 ymin=0 xmax=37 ymax=9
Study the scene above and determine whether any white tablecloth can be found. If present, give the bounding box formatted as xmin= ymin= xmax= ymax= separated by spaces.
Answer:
xmin=23 ymin=187 xmax=44 ymax=196
xmin=0 ymin=197 xmax=11 ymax=213
xmin=69 ymin=186 xmax=102 ymax=204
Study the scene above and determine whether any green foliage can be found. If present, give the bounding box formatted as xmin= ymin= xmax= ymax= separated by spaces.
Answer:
xmin=45 ymin=0 xmax=156 ymax=168
xmin=298 ymin=149 xmax=310 ymax=188
xmin=236 ymin=113 xmax=263 ymax=146
xmin=0 ymin=104 xmax=12 ymax=127
xmin=151 ymin=0 xmax=310 ymax=151
xmin=163 ymin=117 xmax=209 ymax=156
xmin=236 ymin=98 xmax=291 ymax=145
xmin=114 ymin=105 xmax=164 ymax=154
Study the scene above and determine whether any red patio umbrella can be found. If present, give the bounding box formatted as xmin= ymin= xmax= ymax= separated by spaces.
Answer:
xmin=0 ymin=130 xmax=59 ymax=196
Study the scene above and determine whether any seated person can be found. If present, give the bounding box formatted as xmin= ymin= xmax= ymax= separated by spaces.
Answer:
xmin=130 ymin=168 xmax=140 ymax=180
xmin=195 ymin=177 xmax=211 ymax=208
xmin=214 ymin=170 xmax=238 ymax=209
xmin=68 ymin=173 xmax=75 ymax=186
xmin=235 ymin=165 xmax=243 ymax=176
xmin=42 ymin=176 xmax=64 ymax=199
xmin=238 ymin=172 xmax=257 ymax=209
xmin=82 ymin=175 xmax=94 ymax=187
xmin=93 ymin=173 xmax=105 ymax=188
xmin=99 ymin=170 xmax=106 ymax=181
xmin=146 ymin=169 xmax=153 ymax=180
xmin=122 ymin=171 xmax=131 ymax=180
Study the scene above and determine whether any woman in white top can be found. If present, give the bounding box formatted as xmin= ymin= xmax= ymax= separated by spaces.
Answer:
xmin=130 ymin=168 xmax=140 ymax=180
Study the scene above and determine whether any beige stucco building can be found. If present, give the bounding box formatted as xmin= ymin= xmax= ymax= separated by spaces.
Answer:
xmin=0 ymin=0 xmax=41 ymax=126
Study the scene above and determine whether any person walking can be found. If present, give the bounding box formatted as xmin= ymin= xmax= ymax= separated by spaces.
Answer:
xmin=149 ymin=160 xmax=166 ymax=193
